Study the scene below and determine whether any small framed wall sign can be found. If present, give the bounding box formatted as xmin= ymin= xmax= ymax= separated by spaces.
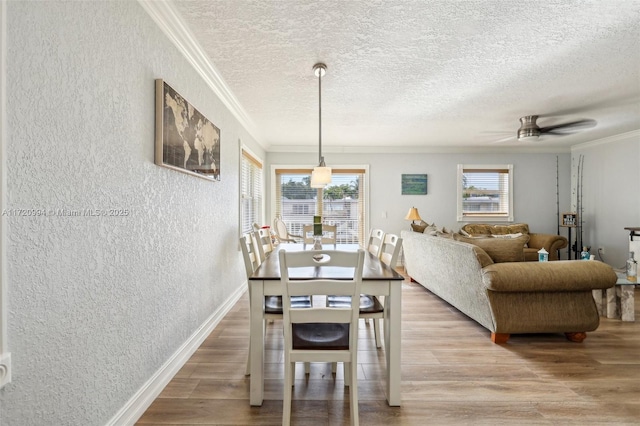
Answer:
xmin=561 ymin=212 xmax=577 ymax=227
xmin=401 ymin=174 xmax=428 ymax=195
xmin=155 ymin=79 xmax=221 ymax=181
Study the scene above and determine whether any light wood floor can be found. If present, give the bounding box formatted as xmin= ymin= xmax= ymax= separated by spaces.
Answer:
xmin=137 ymin=272 xmax=640 ymax=425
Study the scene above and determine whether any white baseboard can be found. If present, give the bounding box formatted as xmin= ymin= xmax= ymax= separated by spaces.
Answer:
xmin=106 ymin=284 xmax=247 ymax=426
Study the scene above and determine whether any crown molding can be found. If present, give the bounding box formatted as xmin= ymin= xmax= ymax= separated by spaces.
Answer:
xmin=138 ymin=0 xmax=265 ymax=149
xmin=571 ymin=130 xmax=640 ymax=152
xmin=267 ymin=144 xmax=572 ymax=155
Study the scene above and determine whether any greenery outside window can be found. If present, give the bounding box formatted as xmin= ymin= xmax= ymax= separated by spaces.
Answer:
xmin=273 ymin=166 xmax=368 ymax=245
xmin=457 ymin=164 xmax=513 ymax=222
xmin=240 ymin=148 xmax=263 ymax=234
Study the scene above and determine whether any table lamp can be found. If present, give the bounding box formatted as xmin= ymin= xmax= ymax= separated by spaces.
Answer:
xmin=405 ymin=207 xmax=422 ymax=229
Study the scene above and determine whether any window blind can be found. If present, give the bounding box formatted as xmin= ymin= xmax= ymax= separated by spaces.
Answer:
xmin=240 ymin=150 xmax=263 ymax=234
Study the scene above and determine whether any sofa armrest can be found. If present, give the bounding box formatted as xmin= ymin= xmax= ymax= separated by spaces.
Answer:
xmin=528 ymin=233 xmax=568 ymax=257
xmin=482 ymin=260 xmax=617 ymax=292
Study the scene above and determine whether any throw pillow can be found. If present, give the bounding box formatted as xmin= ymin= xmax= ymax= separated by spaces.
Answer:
xmin=461 ymin=224 xmax=492 ymax=236
xmin=491 ymin=233 xmax=523 ymax=239
xmin=411 ymin=223 xmax=427 ymax=233
xmin=452 ymin=233 xmax=530 ymax=263
xmin=423 ymin=224 xmax=438 ymax=235
xmin=471 ymin=246 xmax=494 ymax=268
xmin=436 ymin=230 xmax=454 ymax=238
xmin=491 ymin=232 xmax=528 ymax=248
xmin=459 ymin=228 xmax=471 ymax=237
xmin=505 ymin=223 xmax=530 ymax=235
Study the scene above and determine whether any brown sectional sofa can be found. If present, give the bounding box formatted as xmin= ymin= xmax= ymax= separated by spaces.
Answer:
xmin=460 ymin=223 xmax=568 ymax=261
xmin=401 ymin=230 xmax=617 ymax=343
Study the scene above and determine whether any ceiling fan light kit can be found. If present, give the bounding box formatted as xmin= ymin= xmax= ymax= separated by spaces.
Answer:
xmin=517 ymin=115 xmax=540 ymax=140
xmin=310 ymin=63 xmax=332 ymax=188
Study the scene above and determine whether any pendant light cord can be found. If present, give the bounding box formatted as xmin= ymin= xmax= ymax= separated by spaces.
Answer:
xmin=318 ymin=66 xmax=323 ymax=166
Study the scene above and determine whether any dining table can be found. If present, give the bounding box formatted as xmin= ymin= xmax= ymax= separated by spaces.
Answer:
xmin=248 ymin=243 xmax=404 ymax=406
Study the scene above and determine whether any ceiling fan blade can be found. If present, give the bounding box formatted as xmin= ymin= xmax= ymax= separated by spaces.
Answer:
xmin=489 ymin=135 xmax=517 ymax=144
xmin=540 ymin=119 xmax=596 ymax=134
xmin=537 ymin=93 xmax=639 ymax=118
xmin=475 ymin=129 xmax=513 ymax=143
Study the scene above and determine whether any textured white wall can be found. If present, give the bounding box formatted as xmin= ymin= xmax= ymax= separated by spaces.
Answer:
xmin=267 ymin=151 xmax=572 ymax=250
xmin=1 ymin=1 xmax=259 ymax=424
xmin=572 ymin=133 xmax=640 ymax=268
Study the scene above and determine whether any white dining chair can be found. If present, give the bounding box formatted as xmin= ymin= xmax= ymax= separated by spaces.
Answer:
xmin=366 ymin=228 xmax=385 ymax=258
xmin=240 ymin=233 xmax=311 ymax=375
xmin=240 ymin=232 xmax=261 ymax=282
xmin=327 ymin=232 xmax=402 ymax=349
xmin=279 ymin=248 xmax=364 ymax=426
xmin=273 ymin=216 xmax=302 ymax=243
xmin=367 ymin=233 xmax=403 ymax=347
xmin=379 ymin=233 xmax=403 ymax=269
xmin=253 ymin=228 xmax=274 ymax=262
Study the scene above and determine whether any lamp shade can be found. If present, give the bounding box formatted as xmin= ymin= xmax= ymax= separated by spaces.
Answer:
xmin=405 ymin=207 xmax=422 ymax=222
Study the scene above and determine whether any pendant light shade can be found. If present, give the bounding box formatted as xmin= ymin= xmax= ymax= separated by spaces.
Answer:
xmin=310 ymin=166 xmax=331 ymax=188
xmin=310 ymin=63 xmax=331 ymax=188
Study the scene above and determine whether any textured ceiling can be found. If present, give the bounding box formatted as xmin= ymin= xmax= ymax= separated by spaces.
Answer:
xmin=172 ymin=0 xmax=640 ymax=152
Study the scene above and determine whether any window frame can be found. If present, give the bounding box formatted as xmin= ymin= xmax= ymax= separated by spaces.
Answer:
xmin=456 ymin=164 xmax=514 ymax=222
xmin=239 ymin=146 xmax=264 ymax=235
xmin=271 ymin=165 xmax=370 ymax=245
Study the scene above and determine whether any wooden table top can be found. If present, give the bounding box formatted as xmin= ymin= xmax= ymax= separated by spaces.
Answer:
xmin=249 ymin=243 xmax=405 ymax=281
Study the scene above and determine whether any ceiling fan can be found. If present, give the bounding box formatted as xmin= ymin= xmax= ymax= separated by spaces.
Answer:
xmin=516 ymin=115 xmax=596 ymax=141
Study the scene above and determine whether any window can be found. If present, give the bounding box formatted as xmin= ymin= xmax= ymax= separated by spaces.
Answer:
xmin=240 ymin=148 xmax=263 ymax=234
xmin=273 ymin=167 xmax=368 ymax=245
xmin=457 ymin=164 xmax=513 ymax=222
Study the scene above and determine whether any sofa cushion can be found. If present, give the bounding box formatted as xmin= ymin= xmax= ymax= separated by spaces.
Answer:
xmin=453 ymin=233 xmax=530 ymax=263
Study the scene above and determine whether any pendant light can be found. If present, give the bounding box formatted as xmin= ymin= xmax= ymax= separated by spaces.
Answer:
xmin=310 ymin=63 xmax=331 ymax=188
